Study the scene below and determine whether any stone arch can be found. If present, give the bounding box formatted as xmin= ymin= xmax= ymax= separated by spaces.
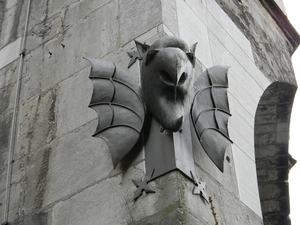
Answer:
xmin=254 ymin=81 xmax=297 ymax=225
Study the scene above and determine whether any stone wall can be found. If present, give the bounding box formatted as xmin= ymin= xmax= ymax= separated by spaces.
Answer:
xmin=0 ymin=0 xmax=297 ymax=224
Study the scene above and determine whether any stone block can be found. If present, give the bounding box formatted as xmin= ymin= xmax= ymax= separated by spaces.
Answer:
xmin=256 ymin=169 xmax=267 ymax=182
xmin=255 ymin=143 xmax=288 ymax=159
xmin=183 ymin=0 xmax=265 ymax=86
xmin=185 ymin=164 xmax=263 ymax=224
xmin=50 ymin=170 xmax=194 ymax=225
xmin=6 ymin=0 xmax=19 ymax=9
xmin=255 ymin=124 xmax=277 ymax=135
xmin=184 ymin=0 xmax=207 ymax=12
xmin=232 ymin=145 xmax=262 ymax=217
xmin=256 ymin=103 xmax=293 ymax=116
xmin=0 ymin=37 xmax=21 ymax=69
xmin=15 ymin=88 xmax=57 ymax=158
xmin=42 ymin=120 xmax=114 ymax=207
xmin=26 ymin=14 xmax=61 ymax=53
xmin=261 ymin=198 xmax=289 ymax=215
xmin=209 ymin=32 xmax=264 ymax=117
xmin=28 ymin=0 xmax=52 ymax=31
xmin=247 ymin=1 xmax=265 ymax=29
xmin=0 ymin=111 xmax=12 ymax=167
xmin=63 ymin=0 xmax=111 ymax=31
xmin=257 ymin=168 xmax=289 ymax=183
xmin=0 ymin=82 xmax=16 ymax=115
xmin=161 ymin=0 xmax=179 ymax=36
xmin=277 ymin=122 xmax=290 ymax=132
xmin=256 ymin=155 xmax=288 ymax=170
xmin=206 ymin=0 xmax=254 ymax=61
xmin=267 ymin=167 xmax=289 ymax=182
xmin=131 ymin=206 xmax=210 ymax=225
xmin=22 ymin=211 xmax=49 ymax=225
xmin=276 ymin=131 xmax=290 ymax=144
xmin=23 ymin=146 xmax=52 ymax=214
xmin=19 ymin=47 xmax=44 ymax=103
xmin=214 ymin=185 xmax=263 ymax=225
xmin=0 ymin=60 xmax=18 ymax=90
xmin=176 ymin=0 xmax=213 ymax=68
xmin=259 ymin=182 xmax=289 ymax=201
xmin=47 ymin=0 xmax=78 ymax=18
xmin=55 ymin=67 xmax=95 ymax=137
xmin=183 ymin=174 xmax=222 ymax=224
xmin=228 ymin=94 xmax=256 ymax=160
xmin=132 ymin=24 xmax=166 ymax=49
xmin=0 ymin=182 xmax=22 ymax=223
xmin=0 ymin=165 xmax=7 ymax=194
xmin=255 ymin=133 xmax=277 ymax=146
xmin=0 ymin=1 xmax=26 ymax=48
xmin=23 ymin=0 xmax=120 ymax=100
xmin=256 ymin=113 xmax=291 ymax=126
xmin=0 ymin=191 xmax=4 ymax=223
xmin=264 ymin=216 xmax=291 ymax=225
xmin=119 ymin=0 xmax=162 ymax=45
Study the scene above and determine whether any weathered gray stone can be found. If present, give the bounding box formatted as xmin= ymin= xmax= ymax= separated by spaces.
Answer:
xmin=0 ymin=81 xmax=17 ymax=115
xmin=232 ymin=145 xmax=262 ymax=216
xmin=214 ymin=0 xmax=296 ymax=84
xmin=22 ymin=211 xmax=49 ymax=225
xmin=47 ymin=0 xmax=80 ymax=19
xmin=209 ymin=32 xmax=266 ymax=116
xmin=255 ymin=143 xmax=288 ymax=159
xmin=119 ymin=0 xmax=162 ymax=45
xmin=0 ymin=60 xmax=18 ymax=90
xmin=25 ymin=0 xmax=119 ymax=99
xmin=51 ymin=170 xmax=194 ymax=225
xmin=23 ymin=145 xmax=52 ymax=214
xmin=161 ymin=0 xmax=179 ymax=36
xmin=0 ymin=0 xmax=297 ymax=224
xmin=0 ymin=37 xmax=21 ymax=69
xmin=63 ymin=0 xmax=111 ymax=30
xmin=259 ymin=182 xmax=288 ymax=201
xmin=26 ymin=14 xmax=61 ymax=53
xmin=55 ymin=67 xmax=95 ymax=137
xmin=0 ymin=1 xmax=26 ymax=48
xmin=228 ymin=95 xmax=256 ymax=160
xmin=206 ymin=0 xmax=254 ymax=61
xmin=0 ymin=111 xmax=13 ymax=167
xmin=15 ymin=88 xmax=57 ymax=158
xmin=0 ymin=182 xmax=22 ymax=223
xmin=6 ymin=0 xmax=19 ymax=9
xmin=176 ymin=0 xmax=213 ymax=68
xmin=42 ymin=120 xmax=113 ymax=207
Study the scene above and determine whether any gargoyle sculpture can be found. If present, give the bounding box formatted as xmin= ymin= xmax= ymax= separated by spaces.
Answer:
xmin=85 ymin=36 xmax=232 ymax=200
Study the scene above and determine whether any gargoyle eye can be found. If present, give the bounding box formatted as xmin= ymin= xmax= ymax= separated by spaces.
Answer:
xmin=178 ymin=72 xmax=187 ymax=86
xmin=159 ymin=70 xmax=174 ymax=86
xmin=145 ymin=50 xmax=159 ymax=66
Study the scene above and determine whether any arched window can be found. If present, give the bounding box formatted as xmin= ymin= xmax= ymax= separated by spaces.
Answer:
xmin=254 ymin=81 xmax=297 ymax=225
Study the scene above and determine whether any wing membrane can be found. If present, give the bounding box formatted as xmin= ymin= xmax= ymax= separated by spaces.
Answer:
xmin=86 ymin=58 xmax=145 ymax=168
xmin=191 ymin=66 xmax=232 ymax=172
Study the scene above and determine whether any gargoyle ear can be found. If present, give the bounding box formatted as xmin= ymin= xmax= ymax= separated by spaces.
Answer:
xmin=135 ymin=40 xmax=150 ymax=58
xmin=186 ymin=52 xmax=196 ymax=68
xmin=190 ymin=42 xmax=198 ymax=54
xmin=145 ymin=50 xmax=159 ymax=66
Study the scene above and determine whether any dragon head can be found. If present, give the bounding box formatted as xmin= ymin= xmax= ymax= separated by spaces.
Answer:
xmin=136 ymin=36 xmax=197 ymax=132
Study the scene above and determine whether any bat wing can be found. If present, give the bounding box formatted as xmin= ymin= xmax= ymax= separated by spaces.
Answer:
xmin=86 ymin=58 xmax=145 ymax=168
xmin=191 ymin=66 xmax=232 ymax=172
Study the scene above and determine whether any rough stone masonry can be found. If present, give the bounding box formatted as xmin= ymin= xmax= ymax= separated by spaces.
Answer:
xmin=0 ymin=0 xmax=298 ymax=224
